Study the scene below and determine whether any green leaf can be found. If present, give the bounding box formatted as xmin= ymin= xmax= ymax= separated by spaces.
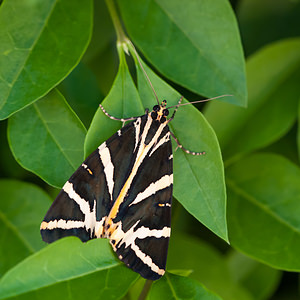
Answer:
xmin=148 ymin=272 xmax=223 ymax=300
xmin=118 ymin=0 xmax=247 ymax=107
xmin=8 ymin=89 xmax=86 ymax=188
xmin=169 ymin=269 xmax=194 ymax=278
xmin=59 ymin=62 xmax=104 ymax=128
xmin=298 ymin=100 xmax=300 ymax=161
xmin=82 ymin=0 xmax=118 ymax=96
xmin=0 ymin=121 xmax=28 ymax=179
xmin=227 ymin=153 xmax=300 ymax=271
xmin=205 ymin=38 xmax=300 ymax=161
xmin=0 ymin=0 xmax=93 ymax=120
xmin=0 ymin=238 xmax=138 ymax=299
xmin=264 ymin=126 xmax=298 ymax=166
xmin=226 ymin=251 xmax=281 ymax=300
xmin=82 ymin=0 xmax=115 ymax=64
xmin=167 ymin=233 xmax=253 ymax=300
xmin=84 ymin=46 xmax=144 ymax=157
xmin=131 ymin=51 xmax=227 ymax=242
xmin=126 ymin=277 xmax=146 ymax=300
xmin=237 ymin=0 xmax=300 ymax=56
xmin=0 ymin=180 xmax=51 ymax=277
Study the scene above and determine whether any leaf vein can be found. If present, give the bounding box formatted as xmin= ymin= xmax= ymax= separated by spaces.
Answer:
xmin=0 ymin=210 xmax=35 ymax=253
xmin=227 ymin=178 xmax=300 ymax=234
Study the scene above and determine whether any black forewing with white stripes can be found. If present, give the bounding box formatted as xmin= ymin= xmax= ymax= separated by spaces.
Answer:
xmin=41 ymin=121 xmax=134 ymax=242
xmin=112 ymin=116 xmax=173 ymax=280
xmin=41 ymin=112 xmax=173 ymax=280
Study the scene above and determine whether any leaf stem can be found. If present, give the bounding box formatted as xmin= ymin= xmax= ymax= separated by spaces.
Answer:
xmin=138 ymin=280 xmax=153 ymax=300
xmin=105 ymin=0 xmax=127 ymax=42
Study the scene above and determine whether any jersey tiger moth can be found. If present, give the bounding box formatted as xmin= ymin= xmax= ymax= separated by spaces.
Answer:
xmin=40 ymin=96 xmax=207 ymax=280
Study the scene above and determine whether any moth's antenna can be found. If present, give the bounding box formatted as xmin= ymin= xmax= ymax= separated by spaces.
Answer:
xmin=166 ymin=94 xmax=233 ymax=109
xmin=127 ymin=40 xmax=160 ymax=105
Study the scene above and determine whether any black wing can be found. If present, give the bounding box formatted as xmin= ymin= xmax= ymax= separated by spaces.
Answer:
xmin=40 ymin=118 xmax=140 ymax=243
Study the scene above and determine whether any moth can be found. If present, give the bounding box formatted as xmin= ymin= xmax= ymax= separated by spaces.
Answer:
xmin=40 ymin=95 xmax=207 ymax=280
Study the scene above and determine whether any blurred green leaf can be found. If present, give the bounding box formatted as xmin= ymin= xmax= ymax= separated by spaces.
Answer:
xmin=0 ymin=0 xmax=93 ymax=119
xmin=126 ymin=277 xmax=146 ymax=300
xmin=131 ymin=50 xmax=227 ymax=242
xmin=148 ymin=272 xmax=223 ymax=300
xmin=83 ymin=0 xmax=118 ymax=95
xmin=169 ymin=269 xmax=194 ymax=277
xmin=263 ymin=125 xmax=298 ymax=166
xmin=227 ymin=153 xmax=300 ymax=271
xmin=226 ymin=251 xmax=282 ymax=300
xmin=82 ymin=0 xmax=115 ymax=64
xmin=205 ymin=38 xmax=300 ymax=161
xmin=0 ymin=121 xmax=28 ymax=179
xmin=237 ymin=0 xmax=300 ymax=56
xmin=0 ymin=180 xmax=51 ymax=277
xmin=0 ymin=238 xmax=138 ymax=299
xmin=167 ymin=233 xmax=253 ymax=300
xmin=84 ymin=46 xmax=144 ymax=157
xmin=59 ymin=62 xmax=104 ymax=128
xmin=297 ymin=101 xmax=300 ymax=161
xmin=8 ymin=89 xmax=86 ymax=188
xmin=118 ymin=0 xmax=247 ymax=107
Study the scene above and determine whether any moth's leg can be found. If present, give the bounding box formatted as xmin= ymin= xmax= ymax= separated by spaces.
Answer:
xmin=167 ymin=96 xmax=184 ymax=123
xmin=99 ymin=104 xmax=139 ymax=127
xmin=170 ymin=131 xmax=206 ymax=156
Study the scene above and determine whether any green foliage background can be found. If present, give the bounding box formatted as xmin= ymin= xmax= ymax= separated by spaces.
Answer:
xmin=0 ymin=0 xmax=300 ymax=299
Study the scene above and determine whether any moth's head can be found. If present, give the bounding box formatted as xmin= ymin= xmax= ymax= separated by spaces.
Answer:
xmin=150 ymin=100 xmax=169 ymax=123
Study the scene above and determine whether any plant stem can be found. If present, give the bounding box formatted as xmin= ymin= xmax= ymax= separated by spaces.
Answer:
xmin=105 ymin=0 xmax=127 ymax=42
xmin=138 ymin=280 xmax=153 ymax=300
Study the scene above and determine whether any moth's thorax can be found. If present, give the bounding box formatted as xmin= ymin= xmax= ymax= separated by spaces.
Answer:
xmin=144 ymin=114 xmax=168 ymax=146
xmin=150 ymin=100 xmax=169 ymax=124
